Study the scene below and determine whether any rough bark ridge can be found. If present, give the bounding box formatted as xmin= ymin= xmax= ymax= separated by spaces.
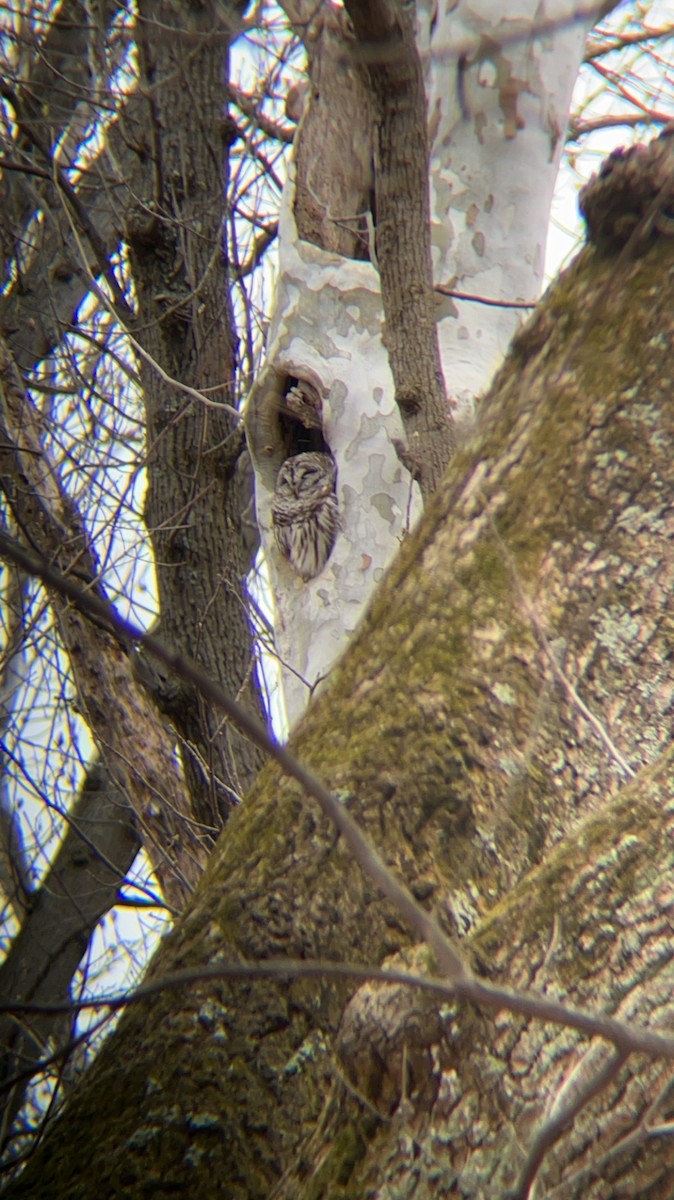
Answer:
xmin=7 ymin=166 xmax=674 ymax=1197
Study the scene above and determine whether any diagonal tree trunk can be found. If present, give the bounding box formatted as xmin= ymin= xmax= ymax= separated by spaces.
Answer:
xmin=0 ymin=335 xmax=204 ymax=907
xmin=5 ymin=137 xmax=674 ymax=1199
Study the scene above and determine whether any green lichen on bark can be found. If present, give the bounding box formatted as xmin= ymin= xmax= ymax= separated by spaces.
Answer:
xmin=9 ymin=223 xmax=674 ymax=1197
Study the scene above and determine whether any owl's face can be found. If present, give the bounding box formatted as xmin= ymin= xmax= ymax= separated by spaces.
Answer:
xmin=276 ymin=453 xmax=336 ymax=499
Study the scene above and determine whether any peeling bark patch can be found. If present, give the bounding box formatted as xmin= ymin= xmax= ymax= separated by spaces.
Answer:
xmin=371 ymin=491 xmax=398 ymax=525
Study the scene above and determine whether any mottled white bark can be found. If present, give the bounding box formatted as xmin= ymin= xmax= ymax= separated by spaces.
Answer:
xmin=422 ymin=0 xmax=589 ymax=405
xmin=252 ymin=2 xmax=591 ymax=728
xmin=247 ymin=168 xmax=422 ymax=727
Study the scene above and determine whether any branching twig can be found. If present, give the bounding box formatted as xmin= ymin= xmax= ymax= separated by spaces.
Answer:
xmin=228 ymin=82 xmax=296 ymax=144
xmin=58 ymin=212 xmax=243 ymax=419
xmin=4 ymin=959 xmax=674 ymax=1069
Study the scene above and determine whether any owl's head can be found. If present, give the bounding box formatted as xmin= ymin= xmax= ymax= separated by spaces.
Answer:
xmin=276 ymin=452 xmax=337 ymax=498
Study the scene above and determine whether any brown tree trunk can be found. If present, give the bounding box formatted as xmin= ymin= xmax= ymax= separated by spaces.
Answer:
xmin=0 ymin=0 xmax=264 ymax=837
xmin=6 ymin=150 xmax=674 ymax=1197
xmin=124 ymin=0 xmax=266 ymax=831
xmin=345 ymin=0 xmax=455 ymax=494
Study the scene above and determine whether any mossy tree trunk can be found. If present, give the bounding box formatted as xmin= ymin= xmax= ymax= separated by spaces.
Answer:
xmin=7 ymin=168 xmax=674 ymax=1197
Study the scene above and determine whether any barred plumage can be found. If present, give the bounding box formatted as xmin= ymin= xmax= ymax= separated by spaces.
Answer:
xmin=271 ymin=452 xmax=339 ymax=581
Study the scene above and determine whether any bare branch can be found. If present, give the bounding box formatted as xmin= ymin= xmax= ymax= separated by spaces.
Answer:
xmin=344 ymin=0 xmax=455 ymax=495
xmin=512 ymin=1046 xmax=628 ymax=1200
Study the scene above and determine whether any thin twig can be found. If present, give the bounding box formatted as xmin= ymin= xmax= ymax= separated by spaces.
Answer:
xmin=4 ymin=534 xmax=674 ymax=1075
xmin=4 ymin=958 xmax=674 ymax=1067
xmin=488 ymin=516 xmax=635 ymax=780
xmin=0 ymin=530 xmax=467 ymax=984
xmin=512 ymin=1046 xmax=627 ymax=1200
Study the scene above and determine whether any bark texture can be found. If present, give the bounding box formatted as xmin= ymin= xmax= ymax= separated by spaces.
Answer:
xmin=288 ymin=3 xmax=374 ymax=260
xmin=0 ymin=0 xmax=258 ymax=1141
xmin=6 ymin=174 xmax=674 ymax=1196
xmin=345 ymin=0 xmax=455 ymax=495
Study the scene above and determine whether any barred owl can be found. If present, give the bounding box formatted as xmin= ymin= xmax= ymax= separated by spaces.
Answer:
xmin=271 ymin=452 xmax=339 ymax=581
